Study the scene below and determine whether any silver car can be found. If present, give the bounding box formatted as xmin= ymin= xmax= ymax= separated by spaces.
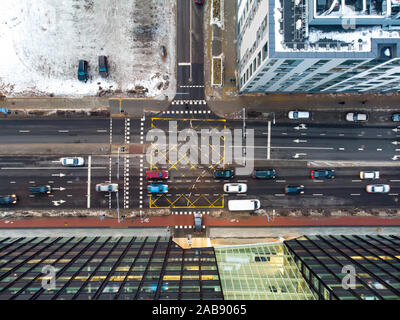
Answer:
xmin=223 ymin=183 xmax=247 ymax=193
xmin=346 ymin=112 xmax=368 ymax=122
xmin=360 ymin=171 xmax=379 ymax=180
xmin=366 ymin=184 xmax=390 ymax=194
xmin=96 ymin=183 xmax=118 ymax=192
xmin=60 ymin=157 xmax=85 ymax=167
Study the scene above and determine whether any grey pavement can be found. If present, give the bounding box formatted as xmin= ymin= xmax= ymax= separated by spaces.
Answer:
xmin=209 ymin=227 xmax=400 ymax=240
xmin=208 ymin=92 xmax=400 ymax=119
xmin=0 ymin=144 xmax=111 ymax=156
xmin=0 ymin=228 xmax=170 ymax=238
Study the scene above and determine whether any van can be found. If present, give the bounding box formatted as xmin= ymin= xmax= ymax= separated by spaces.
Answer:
xmin=228 ymin=199 xmax=260 ymax=211
xmin=288 ymin=111 xmax=310 ymax=119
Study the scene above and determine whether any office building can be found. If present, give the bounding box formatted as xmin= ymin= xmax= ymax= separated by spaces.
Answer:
xmin=237 ymin=0 xmax=400 ymax=93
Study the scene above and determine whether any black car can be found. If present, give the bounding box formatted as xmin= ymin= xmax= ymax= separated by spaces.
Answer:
xmin=98 ymin=56 xmax=108 ymax=78
xmin=78 ymin=60 xmax=88 ymax=82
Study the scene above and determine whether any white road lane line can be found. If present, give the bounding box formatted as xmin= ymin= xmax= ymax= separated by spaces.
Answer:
xmin=87 ymin=155 xmax=91 ymax=209
xmin=390 ymin=180 xmax=400 ymax=182
xmin=272 ymin=146 xmax=334 ymax=150
xmin=352 ymin=180 xmax=361 ymax=182
xmin=350 ymin=194 xmax=361 ymax=196
xmin=97 ymin=129 xmax=107 ymax=133
xmin=267 ymin=121 xmax=271 ymax=160
xmin=19 ymin=130 xmax=30 ymax=133
xmin=312 ymin=194 xmax=323 ymax=196
xmin=58 ymin=130 xmax=69 ymax=133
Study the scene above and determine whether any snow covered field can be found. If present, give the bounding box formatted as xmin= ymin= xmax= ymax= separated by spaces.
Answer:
xmin=0 ymin=0 xmax=176 ymax=98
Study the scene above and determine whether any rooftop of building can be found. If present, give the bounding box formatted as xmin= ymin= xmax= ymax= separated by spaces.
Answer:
xmin=275 ymin=0 xmax=400 ymax=53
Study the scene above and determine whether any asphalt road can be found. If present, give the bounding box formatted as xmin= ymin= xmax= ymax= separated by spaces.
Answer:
xmin=0 ymin=156 xmax=141 ymax=210
xmin=175 ymin=0 xmax=205 ymax=101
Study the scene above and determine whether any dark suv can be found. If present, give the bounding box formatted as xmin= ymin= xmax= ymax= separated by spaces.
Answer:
xmin=98 ymin=56 xmax=108 ymax=78
xmin=78 ymin=60 xmax=88 ymax=82
xmin=252 ymin=169 xmax=276 ymax=179
xmin=29 ymin=185 xmax=52 ymax=194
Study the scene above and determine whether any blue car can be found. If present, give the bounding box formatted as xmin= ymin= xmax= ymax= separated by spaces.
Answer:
xmin=29 ymin=185 xmax=52 ymax=194
xmin=285 ymin=185 xmax=305 ymax=195
xmin=252 ymin=169 xmax=276 ymax=179
xmin=392 ymin=114 xmax=400 ymax=122
xmin=147 ymin=184 xmax=168 ymax=194
xmin=0 ymin=194 xmax=17 ymax=205
xmin=78 ymin=60 xmax=88 ymax=82
xmin=214 ymin=170 xmax=234 ymax=179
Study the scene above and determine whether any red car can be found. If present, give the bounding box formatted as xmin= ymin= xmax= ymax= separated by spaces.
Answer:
xmin=195 ymin=0 xmax=204 ymax=4
xmin=145 ymin=170 xmax=168 ymax=180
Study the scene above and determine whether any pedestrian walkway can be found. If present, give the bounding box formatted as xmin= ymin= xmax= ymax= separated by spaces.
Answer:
xmin=1 ymin=215 xmax=399 ymax=229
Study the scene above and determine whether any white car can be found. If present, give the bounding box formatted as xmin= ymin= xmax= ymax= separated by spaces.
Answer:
xmin=96 ymin=183 xmax=118 ymax=192
xmin=360 ymin=171 xmax=380 ymax=180
xmin=223 ymin=183 xmax=247 ymax=193
xmin=366 ymin=184 xmax=390 ymax=194
xmin=288 ymin=111 xmax=310 ymax=119
xmin=60 ymin=157 xmax=85 ymax=167
xmin=346 ymin=112 xmax=368 ymax=122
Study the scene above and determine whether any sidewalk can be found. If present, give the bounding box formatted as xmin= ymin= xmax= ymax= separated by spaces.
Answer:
xmin=205 ymin=0 xmax=238 ymax=101
xmin=1 ymin=215 xmax=399 ymax=229
xmin=208 ymin=91 xmax=400 ymax=119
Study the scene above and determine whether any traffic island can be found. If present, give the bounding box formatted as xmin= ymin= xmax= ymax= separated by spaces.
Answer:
xmin=212 ymin=56 xmax=223 ymax=87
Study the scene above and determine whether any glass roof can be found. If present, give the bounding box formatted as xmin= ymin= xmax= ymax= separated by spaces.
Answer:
xmin=215 ymin=243 xmax=316 ymax=300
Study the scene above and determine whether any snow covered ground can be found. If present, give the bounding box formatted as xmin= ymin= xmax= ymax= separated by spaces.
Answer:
xmin=0 ymin=0 xmax=176 ymax=98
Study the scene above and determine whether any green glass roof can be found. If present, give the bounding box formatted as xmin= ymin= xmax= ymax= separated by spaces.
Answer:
xmin=215 ymin=243 xmax=316 ymax=300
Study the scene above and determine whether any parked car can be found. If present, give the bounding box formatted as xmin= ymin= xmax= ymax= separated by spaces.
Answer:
xmin=288 ymin=111 xmax=310 ymax=119
xmin=252 ymin=169 xmax=276 ymax=179
xmin=98 ymin=56 xmax=108 ymax=78
xmin=29 ymin=185 xmax=52 ymax=194
xmin=392 ymin=114 xmax=400 ymax=122
xmin=195 ymin=0 xmax=205 ymax=4
xmin=366 ymin=184 xmax=390 ymax=194
xmin=96 ymin=183 xmax=118 ymax=192
xmin=161 ymin=45 xmax=167 ymax=57
xmin=285 ymin=185 xmax=305 ymax=195
xmin=214 ymin=169 xmax=234 ymax=179
xmin=77 ymin=60 xmax=88 ymax=82
xmin=223 ymin=183 xmax=247 ymax=193
xmin=311 ymin=169 xmax=335 ymax=179
xmin=194 ymin=213 xmax=202 ymax=232
xmin=360 ymin=171 xmax=380 ymax=180
xmin=145 ymin=170 xmax=169 ymax=180
xmin=60 ymin=157 xmax=85 ymax=167
xmin=0 ymin=194 xmax=17 ymax=205
xmin=346 ymin=112 xmax=368 ymax=122
xmin=147 ymin=184 xmax=168 ymax=194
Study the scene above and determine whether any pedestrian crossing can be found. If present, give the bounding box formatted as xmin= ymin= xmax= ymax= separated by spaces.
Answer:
xmin=174 ymin=225 xmax=206 ymax=229
xmin=171 ymin=100 xmax=207 ymax=105
xmin=171 ymin=211 xmax=210 ymax=215
xmin=162 ymin=110 xmax=211 ymax=115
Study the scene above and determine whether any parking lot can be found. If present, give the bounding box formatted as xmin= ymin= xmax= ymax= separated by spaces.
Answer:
xmin=0 ymin=0 xmax=175 ymax=97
